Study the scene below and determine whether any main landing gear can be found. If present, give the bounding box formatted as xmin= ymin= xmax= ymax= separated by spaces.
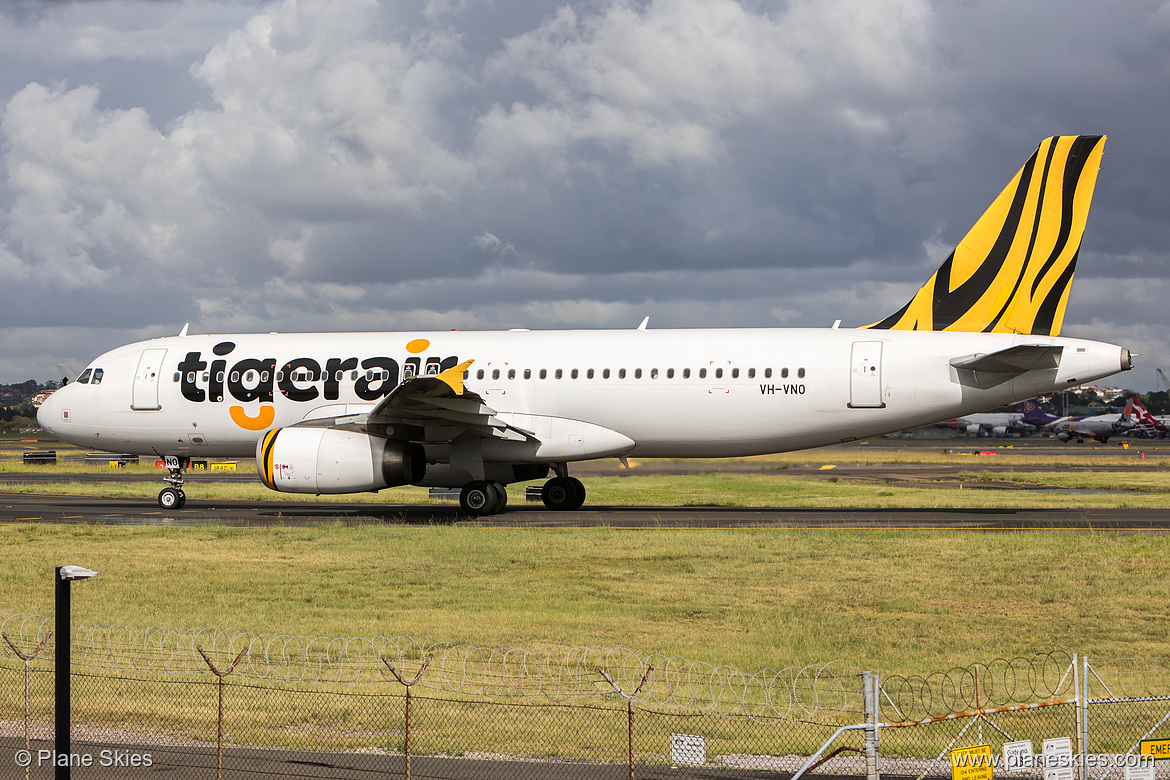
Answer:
xmin=540 ymin=475 xmax=586 ymax=511
xmin=456 ymin=465 xmax=586 ymax=517
xmin=458 ymin=480 xmax=509 ymax=517
xmin=540 ymin=463 xmax=585 ymax=511
xmin=158 ymin=455 xmax=189 ymax=510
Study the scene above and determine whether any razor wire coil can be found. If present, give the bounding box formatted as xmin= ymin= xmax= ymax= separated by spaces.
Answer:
xmin=0 ymin=613 xmax=860 ymax=721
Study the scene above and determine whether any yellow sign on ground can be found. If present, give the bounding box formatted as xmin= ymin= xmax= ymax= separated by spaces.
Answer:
xmin=1140 ymin=739 xmax=1170 ymax=760
xmin=950 ymin=744 xmax=994 ymax=780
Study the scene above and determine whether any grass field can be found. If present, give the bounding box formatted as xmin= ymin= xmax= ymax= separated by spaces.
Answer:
xmin=2 ymin=523 xmax=1168 ymax=678
xmin=3 ymin=437 xmax=1170 ymax=678
xmin=3 ymin=438 xmax=1169 ymax=762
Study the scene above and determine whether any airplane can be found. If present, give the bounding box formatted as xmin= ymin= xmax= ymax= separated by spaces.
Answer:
xmin=1126 ymin=397 xmax=1168 ymax=437
xmin=937 ymin=402 xmax=1037 ymax=437
xmin=1035 ymin=397 xmax=1160 ymax=443
xmin=37 ymin=135 xmax=1133 ymax=516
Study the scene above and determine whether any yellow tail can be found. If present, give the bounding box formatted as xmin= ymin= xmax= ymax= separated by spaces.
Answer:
xmin=867 ymin=135 xmax=1106 ymax=336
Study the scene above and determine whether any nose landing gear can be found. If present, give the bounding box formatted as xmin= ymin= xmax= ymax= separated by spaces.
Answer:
xmin=158 ymin=455 xmax=189 ymax=510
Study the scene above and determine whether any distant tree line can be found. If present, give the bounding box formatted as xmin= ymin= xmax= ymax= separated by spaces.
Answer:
xmin=0 ymin=379 xmax=58 ymax=429
xmin=1032 ymin=388 xmax=1170 ymax=416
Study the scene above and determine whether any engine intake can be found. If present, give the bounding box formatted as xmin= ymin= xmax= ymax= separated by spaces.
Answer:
xmin=258 ymin=427 xmax=424 ymax=494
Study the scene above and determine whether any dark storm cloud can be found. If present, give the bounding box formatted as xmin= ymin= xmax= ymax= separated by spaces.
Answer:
xmin=1 ymin=0 xmax=1169 ymax=390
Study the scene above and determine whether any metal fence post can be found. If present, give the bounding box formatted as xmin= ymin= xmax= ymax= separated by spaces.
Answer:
xmin=601 ymin=664 xmax=654 ymax=780
xmin=3 ymin=630 xmax=51 ymax=780
xmin=196 ymin=644 xmax=248 ymax=780
xmin=381 ymin=653 xmax=433 ymax=780
xmin=864 ymin=671 xmax=880 ymax=780
xmin=1081 ymin=656 xmax=1090 ymax=780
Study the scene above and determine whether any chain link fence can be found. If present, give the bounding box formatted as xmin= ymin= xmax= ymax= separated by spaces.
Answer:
xmin=2 ymin=614 xmax=1170 ymax=779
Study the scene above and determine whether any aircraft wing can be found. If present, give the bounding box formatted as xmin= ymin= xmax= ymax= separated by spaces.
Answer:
xmin=364 ymin=360 xmax=531 ymax=443
xmin=950 ymin=345 xmax=1063 ymax=374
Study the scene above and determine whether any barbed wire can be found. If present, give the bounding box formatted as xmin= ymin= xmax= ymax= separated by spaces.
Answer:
xmin=0 ymin=613 xmax=860 ymax=721
xmin=1084 ymin=657 xmax=1170 ymax=700
xmin=11 ymin=614 xmax=1165 ymax=721
xmin=880 ymin=652 xmax=1074 ymax=721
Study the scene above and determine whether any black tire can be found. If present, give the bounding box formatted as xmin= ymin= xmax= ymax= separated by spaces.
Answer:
xmin=541 ymin=477 xmax=586 ymax=511
xmin=177 ymin=490 xmax=187 ymax=509
xmin=489 ymin=482 xmax=508 ymax=513
xmin=459 ymin=481 xmax=495 ymax=516
xmin=158 ymin=488 xmax=181 ymax=510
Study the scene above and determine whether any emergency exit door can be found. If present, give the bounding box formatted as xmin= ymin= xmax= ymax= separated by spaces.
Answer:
xmin=848 ymin=341 xmax=884 ymax=408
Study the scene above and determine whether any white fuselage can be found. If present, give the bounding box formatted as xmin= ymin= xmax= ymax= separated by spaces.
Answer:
xmin=38 ymin=327 xmax=1129 ymax=471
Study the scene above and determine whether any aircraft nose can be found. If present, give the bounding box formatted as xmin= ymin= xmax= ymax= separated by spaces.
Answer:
xmin=36 ymin=389 xmax=60 ymax=435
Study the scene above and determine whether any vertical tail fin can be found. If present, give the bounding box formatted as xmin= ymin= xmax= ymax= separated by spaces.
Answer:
xmin=1018 ymin=399 xmax=1060 ymax=427
xmin=868 ymin=135 xmax=1106 ymax=336
xmin=1128 ymin=397 xmax=1165 ymax=432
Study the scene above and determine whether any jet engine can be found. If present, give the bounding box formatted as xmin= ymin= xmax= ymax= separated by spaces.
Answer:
xmin=258 ymin=427 xmax=425 ymax=494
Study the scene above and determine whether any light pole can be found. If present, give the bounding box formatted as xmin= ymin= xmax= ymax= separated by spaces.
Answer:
xmin=56 ymin=565 xmax=97 ymax=780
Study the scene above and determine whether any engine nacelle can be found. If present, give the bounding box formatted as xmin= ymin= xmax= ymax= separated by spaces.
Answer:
xmin=258 ymin=427 xmax=425 ymax=494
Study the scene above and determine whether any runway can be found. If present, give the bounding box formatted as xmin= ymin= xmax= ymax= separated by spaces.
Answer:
xmin=0 ymin=492 xmax=1168 ymax=530
xmin=2 ymin=437 xmax=1168 ymax=529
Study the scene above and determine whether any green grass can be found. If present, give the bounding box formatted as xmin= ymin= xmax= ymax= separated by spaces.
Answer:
xmin=6 ymin=470 xmax=1170 ymax=508
xmin=2 ymin=524 xmax=1168 ymax=676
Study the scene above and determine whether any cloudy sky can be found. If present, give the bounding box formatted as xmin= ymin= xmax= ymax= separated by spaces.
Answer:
xmin=1 ymin=0 xmax=1169 ymax=390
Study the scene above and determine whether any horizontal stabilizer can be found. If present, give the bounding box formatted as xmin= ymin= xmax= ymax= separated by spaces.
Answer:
xmin=950 ymin=345 xmax=1063 ymax=374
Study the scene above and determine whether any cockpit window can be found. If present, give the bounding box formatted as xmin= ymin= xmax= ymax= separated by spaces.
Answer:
xmin=77 ymin=369 xmax=92 ymax=384
xmin=91 ymin=368 xmax=104 ymax=386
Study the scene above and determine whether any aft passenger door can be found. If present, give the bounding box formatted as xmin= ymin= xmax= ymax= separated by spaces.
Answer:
xmin=131 ymin=348 xmax=167 ymax=411
xmin=848 ymin=341 xmax=885 ymax=408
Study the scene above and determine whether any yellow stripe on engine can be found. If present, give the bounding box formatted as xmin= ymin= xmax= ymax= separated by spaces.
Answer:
xmin=260 ymin=429 xmax=280 ymax=490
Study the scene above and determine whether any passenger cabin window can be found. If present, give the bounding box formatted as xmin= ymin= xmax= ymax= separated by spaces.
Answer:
xmin=571 ymin=369 xmax=578 ymax=379
xmin=508 ymin=369 xmax=516 ymax=379
xmin=540 ymin=369 xmax=547 ymax=379
xmin=634 ymin=369 xmax=642 ymax=379
xmin=619 ymin=369 xmax=627 ymax=379
xmin=683 ymin=368 xmax=691 ymax=378
xmin=715 ymin=368 xmax=723 ymax=379
xmin=603 ymin=369 xmax=611 ymax=379
xmin=524 ymin=369 xmax=531 ymax=379
xmin=748 ymin=368 xmax=756 ymax=378
xmin=555 ymin=369 xmax=563 ymax=379
xmin=765 ymin=368 xmax=772 ymax=378
xmin=781 ymin=368 xmax=789 ymax=378
xmin=699 ymin=368 xmax=707 ymax=379
xmin=492 ymin=369 xmax=500 ymax=380
xmin=798 ymin=368 xmax=806 ymax=378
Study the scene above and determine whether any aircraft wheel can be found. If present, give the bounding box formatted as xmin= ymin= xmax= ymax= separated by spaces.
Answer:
xmin=177 ymin=490 xmax=187 ymax=509
xmin=541 ymin=477 xmax=586 ymax=511
xmin=459 ymin=480 xmax=496 ymax=516
xmin=489 ymin=482 xmax=508 ymax=513
xmin=158 ymin=488 xmax=182 ymax=510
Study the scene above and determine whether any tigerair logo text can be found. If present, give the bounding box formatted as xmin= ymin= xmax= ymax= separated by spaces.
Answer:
xmin=176 ymin=338 xmax=459 ymax=430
